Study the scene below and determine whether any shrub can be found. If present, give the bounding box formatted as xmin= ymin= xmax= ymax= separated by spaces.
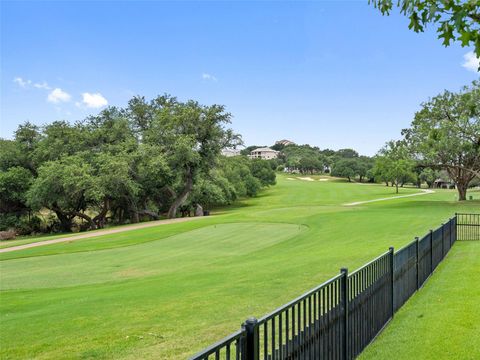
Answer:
xmin=16 ymin=216 xmax=43 ymax=235
xmin=0 ymin=230 xmax=16 ymax=241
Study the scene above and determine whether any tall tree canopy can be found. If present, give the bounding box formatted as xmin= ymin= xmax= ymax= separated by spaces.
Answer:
xmin=402 ymin=81 xmax=480 ymax=200
xmin=0 ymin=95 xmax=275 ymax=234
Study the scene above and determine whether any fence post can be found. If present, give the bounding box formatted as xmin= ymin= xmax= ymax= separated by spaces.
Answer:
xmin=389 ymin=247 xmax=394 ymax=317
xmin=450 ymin=218 xmax=453 ymax=246
xmin=341 ymin=268 xmax=349 ymax=360
xmin=454 ymin=213 xmax=458 ymax=242
xmin=415 ymin=237 xmax=419 ymax=290
xmin=441 ymin=223 xmax=445 ymax=258
xmin=429 ymin=230 xmax=433 ymax=273
xmin=243 ymin=317 xmax=259 ymax=360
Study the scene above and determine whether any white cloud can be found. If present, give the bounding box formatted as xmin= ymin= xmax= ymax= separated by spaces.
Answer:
xmin=13 ymin=77 xmax=31 ymax=88
xmin=82 ymin=92 xmax=108 ymax=108
xmin=202 ymin=73 xmax=218 ymax=82
xmin=33 ymin=81 xmax=51 ymax=90
xmin=462 ymin=51 xmax=479 ymax=72
xmin=47 ymin=88 xmax=71 ymax=103
xmin=14 ymin=77 xmax=52 ymax=90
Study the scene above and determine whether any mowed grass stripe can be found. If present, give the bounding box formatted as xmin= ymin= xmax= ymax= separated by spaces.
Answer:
xmin=1 ymin=223 xmax=305 ymax=290
xmin=0 ymin=179 xmax=426 ymax=261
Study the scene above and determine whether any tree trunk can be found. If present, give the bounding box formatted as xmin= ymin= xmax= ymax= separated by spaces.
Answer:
xmin=167 ymin=168 xmax=193 ymax=219
xmin=446 ymin=166 xmax=474 ymax=201
xmin=138 ymin=209 xmax=160 ymax=220
xmin=131 ymin=209 xmax=139 ymax=223
xmin=127 ymin=197 xmax=139 ymax=223
xmin=73 ymin=211 xmax=96 ymax=230
xmin=52 ymin=204 xmax=73 ymax=232
xmin=93 ymin=198 xmax=110 ymax=228
xmin=395 ymin=179 xmax=399 ymax=194
xmin=457 ymin=182 xmax=468 ymax=201
xmin=118 ymin=208 xmax=124 ymax=223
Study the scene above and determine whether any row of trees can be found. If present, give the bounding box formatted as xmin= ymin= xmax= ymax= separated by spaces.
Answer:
xmin=0 ymin=95 xmax=276 ymax=234
xmin=251 ymin=81 xmax=478 ymax=200
xmin=244 ymin=143 xmax=376 ymax=181
xmin=278 ymin=145 xmax=376 ymax=182
xmin=373 ymin=81 xmax=479 ymax=199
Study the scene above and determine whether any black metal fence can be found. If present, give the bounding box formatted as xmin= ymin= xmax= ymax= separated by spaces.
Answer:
xmin=456 ymin=213 xmax=480 ymax=241
xmin=190 ymin=214 xmax=478 ymax=360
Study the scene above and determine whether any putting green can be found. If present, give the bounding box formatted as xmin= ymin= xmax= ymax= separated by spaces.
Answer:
xmin=1 ymin=223 xmax=306 ymax=290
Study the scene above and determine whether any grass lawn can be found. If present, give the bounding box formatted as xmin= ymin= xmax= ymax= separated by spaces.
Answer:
xmin=0 ymin=174 xmax=478 ymax=359
xmin=0 ymin=219 xmax=173 ymax=250
xmin=360 ymin=241 xmax=480 ymax=360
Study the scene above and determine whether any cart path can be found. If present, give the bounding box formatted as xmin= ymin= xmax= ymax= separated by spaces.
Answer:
xmin=343 ymin=189 xmax=435 ymax=206
xmin=0 ymin=216 xmax=206 ymax=253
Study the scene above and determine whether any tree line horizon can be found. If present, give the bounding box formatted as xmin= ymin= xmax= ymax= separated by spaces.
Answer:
xmin=0 ymin=81 xmax=478 ymax=236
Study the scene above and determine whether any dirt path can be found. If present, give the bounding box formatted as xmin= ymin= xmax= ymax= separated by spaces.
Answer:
xmin=0 ymin=217 xmax=206 ymax=253
xmin=343 ymin=189 xmax=435 ymax=206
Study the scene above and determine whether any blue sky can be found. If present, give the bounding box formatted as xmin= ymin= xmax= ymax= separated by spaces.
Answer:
xmin=1 ymin=1 xmax=478 ymax=155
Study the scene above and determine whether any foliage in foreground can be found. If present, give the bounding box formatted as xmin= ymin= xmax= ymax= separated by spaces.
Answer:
xmin=370 ymin=0 xmax=480 ymax=62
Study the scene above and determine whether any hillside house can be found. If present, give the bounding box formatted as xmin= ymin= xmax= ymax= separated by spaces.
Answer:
xmin=249 ymin=147 xmax=279 ymax=160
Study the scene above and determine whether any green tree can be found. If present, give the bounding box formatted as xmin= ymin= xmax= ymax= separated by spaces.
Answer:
xmin=27 ymin=156 xmax=99 ymax=232
xmin=357 ymin=156 xmax=374 ymax=182
xmin=402 ymin=81 xmax=480 ymax=200
xmin=218 ymin=156 xmax=262 ymax=197
xmin=0 ymin=167 xmax=34 ymax=216
xmin=376 ymin=140 xmax=415 ymax=193
xmin=2 ymin=94 xmax=272 ymax=234
xmin=372 ymin=155 xmax=393 ymax=186
xmin=92 ymin=152 xmax=139 ymax=226
xmin=189 ymin=176 xmax=228 ymax=211
xmin=370 ymin=0 xmax=480 ymax=61
xmin=336 ymin=148 xmax=359 ymax=159
xmin=281 ymin=144 xmax=328 ymax=173
xmin=249 ymin=159 xmax=276 ymax=186
xmin=419 ymin=168 xmax=439 ymax=188
xmin=141 ymin=96 xmax=239 ymax=218
xmin=331 ymin=159 xmax=358 ymax=182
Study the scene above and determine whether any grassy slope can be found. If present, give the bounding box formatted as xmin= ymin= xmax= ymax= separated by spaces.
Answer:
xmin=360 ymin=241 xmax=480 ymax=360
xmin=0 ymin=175 xmax=478 ymax=359
xmin=0 ymin=220 xmax=176 ymax=250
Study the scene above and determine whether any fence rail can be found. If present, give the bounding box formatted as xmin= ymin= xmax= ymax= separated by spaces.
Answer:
xmin=190 ymin=214 xmax=478 ymax=360
xmin=456 ymin=213 xmax=480 ymax=241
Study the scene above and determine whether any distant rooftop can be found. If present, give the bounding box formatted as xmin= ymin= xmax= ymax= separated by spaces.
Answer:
xmin=252 ymin=147 xmax=279 ymax=152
